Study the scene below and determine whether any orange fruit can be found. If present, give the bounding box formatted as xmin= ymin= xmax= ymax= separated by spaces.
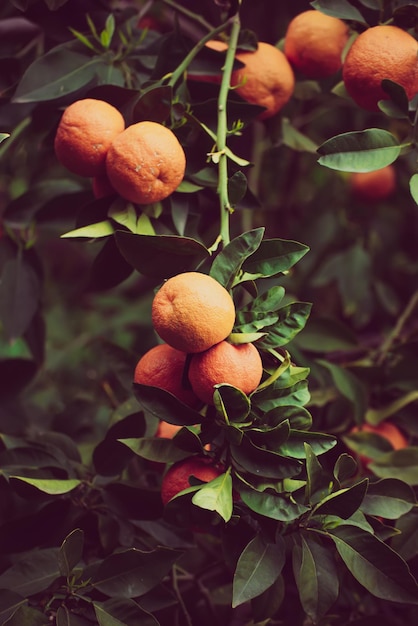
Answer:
xmin=105 ymin=121 xmax=186 ymax=205
xmin=161 ymin=456 xmax=223 ymax=505
xmin=133 ymin=343 xmax=201 ymax=408
xmin=284 ymin=10 xmax=349 ymax=79
xmin=151 ymin=272 xmax=236 ymax=353
xmin=349 ymin=421 xmax=408 ymax=467
xmin=204 ymin=40 xmax=295 ymax=119
xmin=349 ymin=165 xmax=396 ymax=202
xmin=342 ymin=25 xmax=418 ymax=112
xmin=155 ymin=420 xmax=183 ymax=439
xmin=54 ymin=98 xmax=125 ymax=177
xmin=92 ymin=171 xmax=115 ymax=199
xmin=188 ymin=340 xmax=263 ymax=405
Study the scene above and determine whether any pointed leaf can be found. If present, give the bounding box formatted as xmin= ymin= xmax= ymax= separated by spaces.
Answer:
xmin=239 ymin=487 xmax=309 ymax=522
xmin=9 ymin=477 xmax=81 ymax=495
xmin=317 ymin=129 xmax=401 ymax=172
xmin=133 ymin=383 xmax=203 ymax=426
xmin=0 ymin=548 xmax=60 ymax=596
xmin=0 ymin=257 xmax=41 ymax=340
xmin=58 ymin=529 xmax=84 ymax=577
xmin=94 ymin=598 xmax=159 ymax=626
xmin=361 ymin=478 xmax=416 ymax=519
xmin=325 ymin=525 xmax=418 ymax=604
xmin=313 ymin=479 xmax=368 ymax=519
xmin=192 ymin=471 xmax=233 ymax=522
xmin=232 ymin=534 xmax=285 ymax=607
xmin=210 ymin=228 xmax=264 ymax=289
xmin=240 ymin=238 xmax=309 ymax=279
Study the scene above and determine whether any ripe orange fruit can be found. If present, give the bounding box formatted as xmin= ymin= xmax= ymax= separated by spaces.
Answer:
xmin=188 ymin=340 xmax=263 ymax=405
xmin=54 ymin=98 xmax=125 ymax=177
xmin=151 ymin=272 xmax=236 ymax=353
xmin=105 ymin=121 xmax=186 ymax=205
xmin=133 ymin=343 xmax=201 ymax=408
xmin=155 ymin=420 xmax=183 ymax=439
xmin=349 ymin=421 xmax=408 ymax=467
xmin=161 ymin=456 xmax=223 ymax=505
xmin=205 ymin=40 xmax=295 ymax=120
xmin=342 ymin=25 xmax=418 ymax=112
xmin=349 ymin=164 xmax=396 ymax=202
xmin=284 ymin=10 xmax=349 ymax=79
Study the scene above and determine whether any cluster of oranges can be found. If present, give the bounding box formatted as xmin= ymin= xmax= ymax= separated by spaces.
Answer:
xmin=133 ymin=271 xmax=264 ymax=507
xmin=197 ymin=10 xmax=417 ymax=120
xmin=54 ymin=98 xmax=186 ymax=204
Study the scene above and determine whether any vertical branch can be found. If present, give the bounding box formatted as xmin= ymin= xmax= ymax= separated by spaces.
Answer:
xmin=215 ymin=10 xmax=241 ymax=248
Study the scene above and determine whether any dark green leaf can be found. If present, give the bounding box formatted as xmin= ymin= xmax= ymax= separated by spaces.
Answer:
xmin=94 ymin=598 xmax=159 ymax=626
xmin=92 ymin=547 xmax=180 ymax=598
xmin=0 ymin=548 xmax=60 ymax=597
xmin=241 ymin=238 xmax=309 ymax=279
xmin=311 ymin=0 xmax=367 ymax=22
xmin=369 ymin=447 xmax=418 ymax=485
xmin=93 ymin=412 xmax=146 ymax=476
xmin=392 ymin=508 xmax=418 ymax=561
xmin=214 ymin=384 xmax=251 ymax=422
xmin=210 ymin=228 xmax=264 ymax=289
xmin=115 ymin=232 xmax=209 ymax=278
xmin=0 ymin=257 xmax=40 ymax=340
xmin=252 ymin=379 xmax=310 ymax=413
xmin=133 ymin=384 xmax=203 ymax=426
xmin=133 ymin=85 xmax=172 ymax=124
xmin=0 ymin=590 xmax=26 ymax=624
xmin=313 ymin=479 xmax=368 ymax=519
xmin=317 ymin=129 xmax=401 ymax=172
xmin=119 ymin=437 xmax=190 ymax=464
xmin=4 ymin=604 xmax=49 ymax=625
xmin=325 ymin=525 xmax=418 ymax=604
xmin=239 ymin=487 xmax=309 ymax=521
xmin=279 ymin=430 xmax=336 ymax=459
xmin=293 ymin=317 xmax=358 ymax=353
xmin=305 ymin=443 xmax=333 ymax=504
xmin=231 ymin=435 xmax=302 ymax=479
xmin=317 ymin=360 xmax=367 ymax=422
xmin=258 ymin=302 xmax=312 ymax=348
xmin=58 ymin=529 xmax=84 ymax=577
xmin=228 ymin=171 xmax=248 ymax=207
xmin=232 ymin=534 xmax=285 ymax=607
xmin=293 ymin=533 xmax=339 ymax=623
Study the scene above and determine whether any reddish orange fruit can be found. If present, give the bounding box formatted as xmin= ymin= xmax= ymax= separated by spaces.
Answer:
xmin=349 ymin=421 xmax=408 ymax=467
xmin=54 ymin=98 xmax=125 ymax=177
xmin=105 ymin=121 xmax=186 ymax=205
xmin=284 ymin=10 xmax=349 ymax=79
xmin=134 ymin=343 xmax=200 ymax=408
xmin=151 ymin=272 xmax=236 ymax=353
xmin=349 ymin=165 xmax=396 ymax=202
xmin=342 ymin=25 xmax=418 ymax=112
xmin=203 ymin=40 xmax=295 ymax=119
xmin=188 ymin=340 xmax=263 ymax=405
xmin=155 ymin=420 xmax=183 ymax=439
xmin=161 ymin=456 xmax=223 ymax=505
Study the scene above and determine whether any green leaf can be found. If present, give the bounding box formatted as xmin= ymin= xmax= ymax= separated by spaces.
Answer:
xmin=0 ymin=590 xmax=26 ymax=624
xmin=100 ymin=14 xmax=115 ymax=49
xmin=239 ymin=487 xmax=309 ymax=522
xmin=228 ymin=171 xmax=248 ymax=207
xmin=317 ymin=360 xmax=367 ymax=422
xmin=366 ymin=391 xmax=418 ymax=425
xmin=293 ymin=533 xmax=339 ymax=623
xmin=281 ymin=118 xmax=318 ymax=153
xmin=115 ymin=232 xmax=210 ymax=278
xmin=0 ymin=257 xmax=41 ymax=340
xmin=231 ymin=435 xmax=302 ymax=479
xmin=94 ymin=598 xmax=159 ymax=626
xmin=232 ymin=535 xmax=285 ymax=607
xmin=410 ymin=173 xmax=418 ymax=205
xmin=108 ymin=202 xmax=138 ymax=234
xmin=9 ymin=477 xmax=81 ymax=495
xmin=133 ymin=383 xmax=203 ymax=426
xmin=61 ymin=221 xmax=114 ymax=239
xmin=293 ymin=317 xmax=358 ymax=353
xmin=133 ymin=85 xmax=172 ymax=124
xmin=305 ymin=443 xmax=333 ymax=504
xmin=119 ymin=437 xmax=190 ymax=464
xmin=0 ymin=548 xmax=60 ymax=597
xmin=4 ymin=604 xmax=49 ymax=625
xmin=192 ymin=471 xmax=233 ymax=522
xmin=0 ymin=133 xmax=10 ymax=144
xmin=324 ymin=525 xmax=418 ymax=604
xmin=279 ymin=430 xmax=336 ymax=459
xmin=369 ymin=447 xmax=418 ymax=485
xmin=210 ymin=228 xmax=264 ymax=290
xmin=92 ymin=547 xmax=180 ymax=598
xmin=311 ymin=0 xmax=368 ymax=22
xmin=313 ymin=479 xmax=368 ymax=519
xmin=317 ymin=129 xmax=401 ymax=172
xmin=257 ymin=302 xmax=312 ymax=348
xmin=379 ymin=79 xmax=411 ymax=119
xmin=13 ymin=45 xmax=102 ymax=102
xmin=252 ymin=379 xmax=310 ymax=413
xmin=240 ymin=238 xmax=309 ymax=279
xmin=392 ymin=508 xmax=418 ymax=561
xmin=214 ymin=384 xmax=251 ymax=422
xmin=361 ymin=478 xmax=416 ymax=519
xmin=58 ymin=529 xmax=84 ymax=577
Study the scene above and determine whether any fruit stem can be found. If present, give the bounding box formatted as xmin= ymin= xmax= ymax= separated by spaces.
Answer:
xmin=215 ymin=11 xmax=241 ymax=248
xmin=167 ymin=18 xmax=232 ymax=88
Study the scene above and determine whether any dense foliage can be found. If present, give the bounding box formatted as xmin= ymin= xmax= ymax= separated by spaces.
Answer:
xmin=0 ymin=0 xmax=418 ymax=625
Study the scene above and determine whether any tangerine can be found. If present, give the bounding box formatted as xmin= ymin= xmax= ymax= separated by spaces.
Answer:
xmin=342 ymin=25 xmax=418 ymax=112
xmin=151 ymin=272 xmax=236 ymax=353
xmin=161 ymin=456 xmax=222 ymax=505
xmin=349 ymin=164 xmax=396 ymax=202
xmin=188 ymin=340 xmax=263 ymax=405
xmin=105 ymin=121 xmax=186 ymax=204
xmin=205 ymin=40 xmax=295 ymax=119
xmin=54 ymin=98 xmax=125 ymax=177
xmin=284 ymin=10 xmax=349 ymax=79
xmin=134 ymin=343 xmax=200 ymax=408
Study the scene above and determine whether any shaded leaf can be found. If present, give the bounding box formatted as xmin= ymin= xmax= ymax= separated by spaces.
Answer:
xmin=58 ymin=529 xmax=84 ymax=577
xmin=313 ymin=479 xmax=368 ymax=519
xmin=133 ymin=383 xmax=203 ymax=426
xmin=9 ymin=476 xmax=81 ymax=495
xmin=361 ymin=478 xmax=416 ymax=519
xmin=0 ymin=548 xmax=60 ymax=597
xmin=94 ymin=598 xmax=159 ymax=626
xmin=240 ymin=238 xmax=309 ymax=279
xmin=0 ymin=257 xmax=41 ymax=340
xmin=239 ymin=487 xmax=309 ymax=522
xmin=210 ymin=228 xmax=264 ymax=290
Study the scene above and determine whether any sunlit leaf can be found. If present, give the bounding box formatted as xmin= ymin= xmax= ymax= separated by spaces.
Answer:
xmin=210 ymin=228 xmax=264 ymax=289
xmin=192 ymin=471 xmax=233 ymax=522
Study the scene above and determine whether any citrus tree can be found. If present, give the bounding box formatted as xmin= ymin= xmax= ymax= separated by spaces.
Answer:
xmin=0 ymin=0 xmax=418 ymax=625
